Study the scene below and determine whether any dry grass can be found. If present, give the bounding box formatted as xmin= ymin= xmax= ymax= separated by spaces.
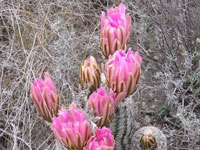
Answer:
xmin=0 ymin=0 xmax=200 ymax=149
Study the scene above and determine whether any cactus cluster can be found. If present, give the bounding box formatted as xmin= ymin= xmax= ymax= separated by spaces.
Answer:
xmin=30 ymin=3 xmax=167 ymax=150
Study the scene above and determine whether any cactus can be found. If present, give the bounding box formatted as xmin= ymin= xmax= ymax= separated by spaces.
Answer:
xmin=132 ymin=126 xmax=167 ymax=150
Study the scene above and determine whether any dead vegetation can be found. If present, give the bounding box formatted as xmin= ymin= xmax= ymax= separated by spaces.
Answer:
xmin=0 ymin=0 xmax=200 ymax=149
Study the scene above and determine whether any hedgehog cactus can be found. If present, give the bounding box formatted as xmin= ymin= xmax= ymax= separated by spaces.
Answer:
xmin=132 ymin=126 xmax=167 ymax=150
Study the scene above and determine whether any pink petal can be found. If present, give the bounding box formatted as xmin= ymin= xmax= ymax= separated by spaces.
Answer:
xmin=44 ymin=72 xmax=57 ymax=93
xmin=101 ymin=11 xmax=106 ymax=28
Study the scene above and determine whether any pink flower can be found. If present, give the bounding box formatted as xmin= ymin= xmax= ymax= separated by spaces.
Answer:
xmin=30 ymin=72 xmax=60 ymax=122
xmin=88 ymin=88 xmax=115 ymax=127
xmin=102 ymin=49 xmax=142 ymax=106
xmin=80 ymin=56 xmax=101 ymax=92
xmin=100 ymin=3 xmax=132 ymax=58
xmin=51 ymin=103 xmax=93 ymax=150
xmin=86 ymin=127 xmax=115 ymax=150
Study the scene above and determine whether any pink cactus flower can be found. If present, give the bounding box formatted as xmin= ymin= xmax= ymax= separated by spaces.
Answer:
xmin=30 ymin=72 xmax=60 ymax=122
xmin=88 ymin=88 xmax=115 ymax=127
xmin=100 ymin=3 xmax=132 ymax=58
xmin=102 ymin=49 xmax=142 ymax=106
xmin=51 ymin=103 xmax=93 ymax=150
xmin=85 ymin=127 xmax=115 ymax=150
xmin=80 ymin=56 xmax=101 ymax=92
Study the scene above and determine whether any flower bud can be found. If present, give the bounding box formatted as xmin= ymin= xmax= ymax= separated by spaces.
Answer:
xmin=80 ymin=56 xmax=101 ymax=92
xmin=102 ymin=49 xmax=142 ymax=106
xmin=30 ymin=72 xmax=60 ymax=122
xmin=86 ymin=127 xmax=115 ymax=150
xmin=88 ymin=88 xmax=115 ymax=127
xmin=51 ymin=103 xmax=93 ymax=150
xmin=100 ymin=3 xmax=132 ymax=58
